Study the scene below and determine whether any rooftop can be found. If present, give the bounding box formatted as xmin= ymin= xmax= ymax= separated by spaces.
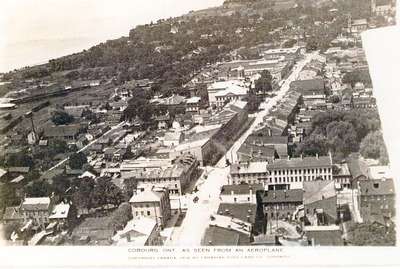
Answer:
xmin=303 ymin=180 xmax=336 ymax=205
xmin=220 ymin=184 xmax=263 ymax=196
xmin=217 ymin=203 xmax=257 ymax=224
xmin=22 ymin=197 xmax=51 ymax=211
xmin=263 ymin=189 xmax=303 ymax=204
xmin=49 ymin=202 xmax=70 ymax=219
xmin=129 ymin=188 xmax=164 ymax=203
xmin=267 ymin=155 xmax=332 ymax=170
xmin=359 ymin=178 xmax=395 ymax=196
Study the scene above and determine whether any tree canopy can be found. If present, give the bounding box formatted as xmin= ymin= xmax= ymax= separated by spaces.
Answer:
xmin=51 ymin=111 xmax=74 ymax=126
xmin=69 ymin=152 xmax=87 ymax=170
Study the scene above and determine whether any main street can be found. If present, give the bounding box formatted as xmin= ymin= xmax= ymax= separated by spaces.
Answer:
xmin=167 ymin=51 xmax=319 ymax=246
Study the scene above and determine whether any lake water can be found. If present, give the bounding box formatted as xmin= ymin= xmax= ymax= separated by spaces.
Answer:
xmin=0 ymin=0 xmax=224 ymax=73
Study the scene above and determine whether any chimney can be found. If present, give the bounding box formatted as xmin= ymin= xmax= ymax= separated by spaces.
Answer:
xmin=231 ymin=190 xmax=234 ymax=196
xmin=273 ymin=191 xmax=276 ymax=199
xmin=284 ymin=189 xmax=288 ymax=198
xmin=316 ymin=153 xmax=319 ymax=159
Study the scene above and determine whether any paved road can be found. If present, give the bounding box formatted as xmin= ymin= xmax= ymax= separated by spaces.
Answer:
xmin=168 ymin=51 xmax=319 ymax=246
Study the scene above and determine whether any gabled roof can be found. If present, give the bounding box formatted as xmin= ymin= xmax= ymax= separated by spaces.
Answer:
xmin=22 ymin=197 xmax=51 ymax=211
xmin=129 ymin=189 xmax=163 ymax=203
xmin=303 ymin=180 xmax=336 ymax=205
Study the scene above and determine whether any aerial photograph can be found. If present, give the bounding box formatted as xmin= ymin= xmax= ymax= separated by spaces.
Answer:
xmin=0 ymin=0 xmax=396 ymax=247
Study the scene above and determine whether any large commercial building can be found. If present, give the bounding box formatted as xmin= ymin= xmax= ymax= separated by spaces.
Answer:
xmin=230 ymin=155 xmax=333 ymax=190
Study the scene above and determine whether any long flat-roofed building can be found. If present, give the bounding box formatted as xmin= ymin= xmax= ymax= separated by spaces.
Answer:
xmin=230 ymin=155 xmax=333 ymax=190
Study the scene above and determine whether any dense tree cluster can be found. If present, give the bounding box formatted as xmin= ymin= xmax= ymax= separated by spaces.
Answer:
xmin=296 ymin=110 xmax=381 ymax=161
xmin=69 ymin=152 xmax=87 ymax=170
xmin=359 ymin=131 xmax=389 ymax=164
xmin=71 ymin=177 xmax=124 ymax=213
xmin=51 ymin=110 xmax=74 ymax=126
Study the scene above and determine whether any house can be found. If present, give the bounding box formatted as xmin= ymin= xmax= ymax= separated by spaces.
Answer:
xmin=48 ymin=202 xmax=73 ymax=228
xmin=371 ymin=0 xmax=393 ymax=16
xmin=170 ymin=138 xmax=213 ymax=166
xmin=332 ymin=163 xmax=352 ymax=189
xmin=129 ymin=186 xmax=171 ymax=228
xmin=304 ymin=225 xmax=343 ymax=246
xmin=237 ymin=142 xmax=276 ymax=163
xmin=358 ymin=178 xmax=395 ymax=224
xmin=245 ymin=134 xmax=288 ymax=158
xmin=350 ymin=19 xmax=368 ymax=34
xmin=112 ymin=217 xmax=162 ymax=246
xmin=155 ymin=114 xmax=170 ymax=130
xmin=43 ymin=124 xmax=83 ymax=142
xmin=21 ymin=197 xmax=52 ymax=227
xmin=121 ymin=154 xmax=199 ymax=195
xmin=207 ymin=80 xmax=248 ymax=108
xmin=262 ymin=189 xmax=303 ymax=222
xmin=163 ymin=131 xmax=184 ymax=147
xmin=303 ymin=180 xmax=337 ymax=226
xmin=185 ymin=96 xmax=203 ymax=113
xmin=219 ymin=184 xmax=263 ymax=204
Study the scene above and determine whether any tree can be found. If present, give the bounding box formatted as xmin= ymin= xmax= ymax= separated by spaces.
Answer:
xmin=24 ymin=180 xmax=52 ymax=197
xmin=254 ymin=70 xmax=272 ymax=96
xmin=69 ymin=152 xmax=87 ymax=169
xmin=48 ymin=139 xmax=68 ymax=155
xmin=51 ymin=111 xmax=74 ymax=125
xmin=52 ymin=174 xmax=71 ymax=196
xmin=326 ymin=121 xmax=358 ymax=159
xmin=71 ymin=177 xmax=95 ymax=213
xmin=0 ymin=183 xmax=19 ymax=210
xmin=109 ymin=202 xmax=133 ymax=230
xmin=360 ymin=131 xmax=388 ymax=163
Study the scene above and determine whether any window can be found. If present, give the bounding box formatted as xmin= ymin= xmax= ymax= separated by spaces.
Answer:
xmin=234 ymin=198 xmax=237 ymax=202
xmin=247 ymin=197 xmax=250 ymax=202
xmin=147 ymin=211 xmax=151 ymax=216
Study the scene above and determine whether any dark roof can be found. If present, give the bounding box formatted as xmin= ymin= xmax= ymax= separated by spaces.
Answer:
xmin=202 ymin=226 xmax=240 ymax=246
xmin=305 ymin=229 xmax=343 ymax=246
xmin=262 ymin=189 xmax=303 ymax=204
xmin=359 ymin=179 xmax=395 ymax=196
xmin=267 ymin=156 xmax=332 ymax=170
xmin=237 ymin=143 xmax=276 ymax=159
xmin=44 ymin=125 xmax=81 ymax=138
xmin=217 ymin=203 xmax=257 ymax=224
xmin=220 ymin=184 xmax=263 ymax=196
xmin=290 ymin=79 xmax=325 ymax=92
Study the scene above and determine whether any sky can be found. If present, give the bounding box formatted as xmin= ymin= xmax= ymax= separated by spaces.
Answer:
xmin=0 ymin=0 xmax=224 ymax=72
